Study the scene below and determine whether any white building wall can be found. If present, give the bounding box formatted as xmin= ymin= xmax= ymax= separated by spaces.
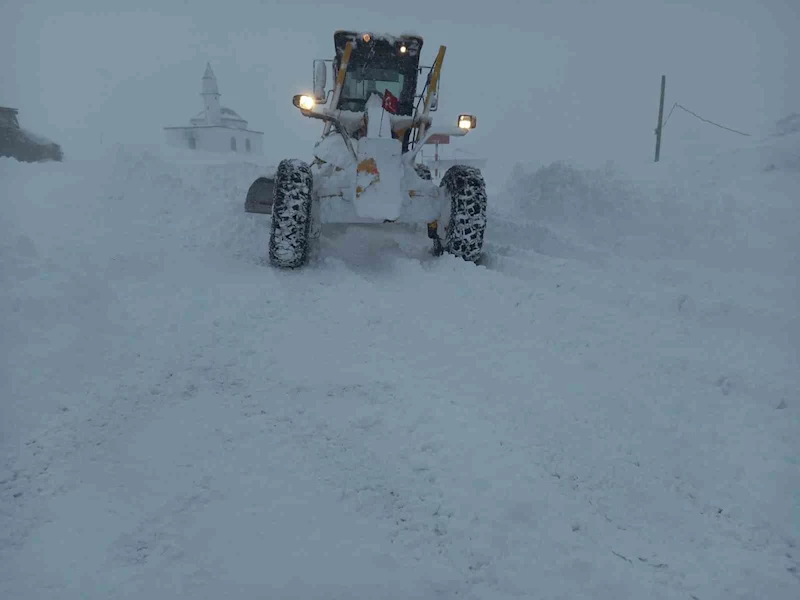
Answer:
xmin=164 ymin=127 xmax=263 ymax=155
xmin=249 ymin=132 xmax=264 ymax=155
xmin=164 ymin=128 xmax=194 ymax=150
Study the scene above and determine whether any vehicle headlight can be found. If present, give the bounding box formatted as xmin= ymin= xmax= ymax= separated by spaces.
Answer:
xmin=293 ymin=94 xmax=315 ymax=111
xmin=458 ymin=114 xmax=477 ymax=130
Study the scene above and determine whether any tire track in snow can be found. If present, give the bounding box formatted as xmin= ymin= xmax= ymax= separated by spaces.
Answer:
xmin=206 ymin=208 xmax=797 ymax=597
xmin=211 ymin=246 xmax=696 ymax=596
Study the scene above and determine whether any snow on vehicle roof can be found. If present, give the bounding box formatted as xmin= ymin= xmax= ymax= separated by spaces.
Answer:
xmin=334 ymin=30 xmax=423 ymax=44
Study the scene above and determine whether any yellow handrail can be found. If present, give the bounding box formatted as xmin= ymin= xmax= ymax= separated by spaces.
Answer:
xmin=324 ymin=41 xmax=353 ymax=136
xmin=417 ymin=45 xmax=446 ymax=141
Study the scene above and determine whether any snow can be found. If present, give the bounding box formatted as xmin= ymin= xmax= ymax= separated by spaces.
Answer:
xmin=331 ymin=109 xmax=365 ymax=135
xmin=2 ymin=126 xmax=799 ymax=599
xmin=364 ymin=94 xmax=393 ymax=139
xmin=312 ymin=110 xmax=442 ymax=224
xmin=313 ymin=134 xmax=353 ymax=171
xmin=351 ymin=96 xmax=408 ymax=221
xmin=772 ymin=113 xmax=800 ymax=138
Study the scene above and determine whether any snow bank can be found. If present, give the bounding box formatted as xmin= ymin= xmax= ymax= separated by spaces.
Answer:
xmin=499 ymin=126 xmax=799 ymax=275
xmin=500 ymin=159 xmax=649 ymax=254
xmin=103 ymin=144 xmax=274 ymax=260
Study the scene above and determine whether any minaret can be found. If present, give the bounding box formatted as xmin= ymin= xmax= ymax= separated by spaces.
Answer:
xmin=201 ymin=62 xmax=222 ymax=126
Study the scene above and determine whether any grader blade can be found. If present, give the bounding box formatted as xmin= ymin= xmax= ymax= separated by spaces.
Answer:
xmin=244 ymin=176 xmax=275 ymax=214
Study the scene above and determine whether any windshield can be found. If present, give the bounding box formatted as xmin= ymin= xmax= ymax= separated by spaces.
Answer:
xmin=332 ymin=33 xmax=422 ymax=116
xmin=340 ymin=65 xmax=404 ymax=111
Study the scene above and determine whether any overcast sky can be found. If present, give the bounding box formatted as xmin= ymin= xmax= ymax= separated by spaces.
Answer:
xmin=2 ymin=0 xmax=797 ymax=184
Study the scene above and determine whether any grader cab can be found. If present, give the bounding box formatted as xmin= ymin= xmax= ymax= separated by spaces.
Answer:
xmin=245 ymin=30 xmax=487 ymax=268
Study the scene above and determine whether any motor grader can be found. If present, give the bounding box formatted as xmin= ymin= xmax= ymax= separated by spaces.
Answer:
xmin=245 ymin=30 xmax=487 ymax=268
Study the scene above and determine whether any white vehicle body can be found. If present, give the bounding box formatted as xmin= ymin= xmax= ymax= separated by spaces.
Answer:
xmin=311 ymin=96 xmax=446 ymax=225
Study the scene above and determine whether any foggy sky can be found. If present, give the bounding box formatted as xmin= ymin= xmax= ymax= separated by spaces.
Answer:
xmin=2 ymin=0 xmax=797 ymax=185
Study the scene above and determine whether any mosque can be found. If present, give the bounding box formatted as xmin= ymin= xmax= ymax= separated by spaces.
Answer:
xmin=164 ymin=63 xmax=263 ymax=154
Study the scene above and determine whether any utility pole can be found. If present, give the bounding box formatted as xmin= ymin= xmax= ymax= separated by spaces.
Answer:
xmin=654 ymin=75 xmax=666 ymax=162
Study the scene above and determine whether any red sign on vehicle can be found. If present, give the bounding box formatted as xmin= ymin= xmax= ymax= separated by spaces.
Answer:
xmin=426 ymin=134 xmax=450 ymax=144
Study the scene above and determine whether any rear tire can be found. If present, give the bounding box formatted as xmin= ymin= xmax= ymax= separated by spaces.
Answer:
xmin=269 ymin=159 xmax=313 ymax=268
xmin=440 ymin=165 xmax=487 ymax=262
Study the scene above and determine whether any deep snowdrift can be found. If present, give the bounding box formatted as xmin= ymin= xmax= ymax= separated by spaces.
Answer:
xmin=499 ymin=135 xmax=799 ymax=273
xmin=2 ymin=133 xmax=798 ymax=599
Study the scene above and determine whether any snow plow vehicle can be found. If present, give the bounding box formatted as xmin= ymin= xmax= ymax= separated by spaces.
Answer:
xmin=245 ymin=30 xmax=487 ymax=268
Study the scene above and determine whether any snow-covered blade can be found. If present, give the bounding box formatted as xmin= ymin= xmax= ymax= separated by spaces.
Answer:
xmin=244 ymin=176 xmax=274 ymax=214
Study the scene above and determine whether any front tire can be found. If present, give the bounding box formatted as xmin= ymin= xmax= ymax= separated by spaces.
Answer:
xmin=269 ymin=159 xmax=313 ymax=268
xmin=440 ymin=165 xmax=487 ymax=262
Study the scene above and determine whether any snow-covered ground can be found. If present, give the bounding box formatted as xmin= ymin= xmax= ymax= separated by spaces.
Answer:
xmin=1 ymin=130 xmax=798 ymax=599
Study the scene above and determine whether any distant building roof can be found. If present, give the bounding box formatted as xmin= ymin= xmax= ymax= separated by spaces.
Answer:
xmin=192 ymin=107 xmax=246 ymax=121
xmin=221 ymin=107 xmax=244 ymax=119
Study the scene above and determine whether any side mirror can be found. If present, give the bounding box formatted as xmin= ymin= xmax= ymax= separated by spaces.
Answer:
xmin=313 ymin=60 xmax=327 ymax=102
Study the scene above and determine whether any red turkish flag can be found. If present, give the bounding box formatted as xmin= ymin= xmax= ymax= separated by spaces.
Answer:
xmin=382 ymin=89 xmax=399 ymax=114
